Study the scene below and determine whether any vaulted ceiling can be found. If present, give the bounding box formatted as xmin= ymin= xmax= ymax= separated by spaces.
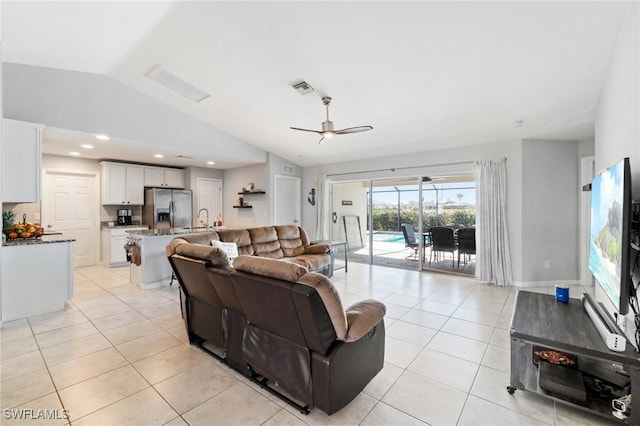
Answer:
xmin=1 ymin=1 xmax=631 ymax=169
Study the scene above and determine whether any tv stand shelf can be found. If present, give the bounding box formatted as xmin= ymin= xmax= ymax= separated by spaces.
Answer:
xmin=510 ymin=291 xmax=639 ymax=424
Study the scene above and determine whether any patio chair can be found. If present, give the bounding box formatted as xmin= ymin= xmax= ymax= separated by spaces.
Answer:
xmin=400 ymin=223 xmax=420 ymax=260
xmin=429 ymin=226 xmax=456 ymax=267
xmin=456 ymin=227 xmax=476 ymax=267
xmin=447 ymin=224 xmax=466 ymax=234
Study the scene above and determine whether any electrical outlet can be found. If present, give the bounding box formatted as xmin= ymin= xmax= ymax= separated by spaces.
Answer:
xmin=34 ymin=212 xmax=40 ymax=221
xmin=544 ymin=260 xmax=551 ymax=269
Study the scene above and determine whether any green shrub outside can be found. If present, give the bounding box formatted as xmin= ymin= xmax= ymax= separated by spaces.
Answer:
xmin=371 ymin=209 xmax=475 ymax=232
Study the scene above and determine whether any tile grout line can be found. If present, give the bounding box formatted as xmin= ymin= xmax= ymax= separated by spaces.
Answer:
xmin=55 ymin=269 xmax=185 ymax=424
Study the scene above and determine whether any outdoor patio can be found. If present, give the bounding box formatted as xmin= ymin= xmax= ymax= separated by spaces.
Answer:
xmin=339 ymin=232 xmax=476 ymax=277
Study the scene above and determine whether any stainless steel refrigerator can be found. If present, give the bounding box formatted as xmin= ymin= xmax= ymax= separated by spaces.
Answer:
xmin=143 ymin=188 xmax=192 ymax=229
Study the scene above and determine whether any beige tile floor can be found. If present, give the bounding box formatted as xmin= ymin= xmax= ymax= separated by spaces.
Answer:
xmin=0 ymin=263 xmax=615 ymax=425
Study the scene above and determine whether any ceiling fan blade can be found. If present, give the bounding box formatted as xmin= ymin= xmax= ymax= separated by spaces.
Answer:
xmin=334 ymin=126 xmax=373 ymax=134
xmin=290 ymin=127 xmax=322 ymax=134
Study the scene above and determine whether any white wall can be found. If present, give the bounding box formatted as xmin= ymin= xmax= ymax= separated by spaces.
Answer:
xmin=595 ymin=3 xmax=640 ymax=195
xmin=521 ymin=139 xmax=580 ymax=284
xmin=222 ymin=163 xmax=270 ymax=227
xmin=593 ymin=2 xmax=639 ymax=336
xmin=578 ymin=138 xmax=595 ymax=158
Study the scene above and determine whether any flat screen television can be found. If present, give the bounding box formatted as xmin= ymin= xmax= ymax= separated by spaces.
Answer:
xmin=588 ymin=157 xmax=632 ymax=315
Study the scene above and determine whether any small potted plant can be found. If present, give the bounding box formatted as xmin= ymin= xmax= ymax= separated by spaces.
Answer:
xmin=3 ymin=210 xmax=16 ymax=240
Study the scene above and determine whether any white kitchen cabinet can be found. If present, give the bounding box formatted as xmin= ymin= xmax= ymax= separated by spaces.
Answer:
xmin=164 ymin=168 xmax=185 ymax=188
xmin=1 ymin=119 xmax=44 ymax=203
xmin=126 ymin=166 xmax=144 ymax=204
xmin=101 ymin=162 xmax=144 ymax=205
xmin=144 ymin=166 xmax=184 ymax=188
xmin=101 ymin=226 xmax=148 ymax=267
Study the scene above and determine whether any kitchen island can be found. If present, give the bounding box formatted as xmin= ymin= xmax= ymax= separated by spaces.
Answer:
xmin=2 ymin=236 xmax=75 ymax=321
xmin=127 ymin=227 xmax=216 ymax=289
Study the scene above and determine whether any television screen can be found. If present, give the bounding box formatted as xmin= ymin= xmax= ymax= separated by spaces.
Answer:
xmin=588 ymin=157 xmax=632 ymax=315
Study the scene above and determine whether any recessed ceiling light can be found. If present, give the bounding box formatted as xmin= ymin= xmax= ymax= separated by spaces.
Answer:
xmin=69 ymin=151 xmax=81 ymax=156
xmin=207 ymin=161 xmax=215 ymax=165
xmin=154 ymin=154 xmax=164 ymax=158
xmin=511 ymin=120 xmax=524 ymax=128
xmin=81 ymin=144 xmax=94 ymax=149
xmin=95 ymin=134 xmax=110 ymax=141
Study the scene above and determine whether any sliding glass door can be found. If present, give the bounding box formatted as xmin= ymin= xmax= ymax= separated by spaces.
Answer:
xmin=369 ymin=178 xmax=422 ymax=269
xmin=421 ymin=177 xmax=476 ymax=272
xmin=329 ymin=172 xmax=476 ymax=275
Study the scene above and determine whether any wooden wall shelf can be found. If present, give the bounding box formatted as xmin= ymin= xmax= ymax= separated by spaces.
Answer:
xmin=233 ymin=205 xmax=252 ymax=209
xmin=237 ymin=190 xmax=265 ymax=195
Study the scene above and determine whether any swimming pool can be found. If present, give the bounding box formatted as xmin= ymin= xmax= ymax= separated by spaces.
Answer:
xmin=371 ymin=233 xmax=405 ymax=243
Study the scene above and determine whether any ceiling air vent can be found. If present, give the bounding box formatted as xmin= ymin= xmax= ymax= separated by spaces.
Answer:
xmin=177 ymin=155 xmax=193 ymax=159
xmin=146 ymin=64 xmax=211 ymax=103
xmin=282 ymin=165 xmax=294 ymax=175
xmin=291 ymin=80 xmax=314 ymax=95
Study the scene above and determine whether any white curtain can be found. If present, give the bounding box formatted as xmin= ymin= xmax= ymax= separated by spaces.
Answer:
xmin=475 ymin=158 xmax=514 ymax=286
xmin=313 ymin=174 xmax=329 ymax=241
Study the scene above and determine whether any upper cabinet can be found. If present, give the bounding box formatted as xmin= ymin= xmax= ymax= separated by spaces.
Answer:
xmin=101 ymin=162 xmax=144 ymax=205
xmin=2 ymin=119 xmax=44 ymax=203
xmin=144 ymin=166 xmax=184 ymax=188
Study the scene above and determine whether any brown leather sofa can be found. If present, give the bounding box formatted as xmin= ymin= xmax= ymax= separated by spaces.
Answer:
xmin=166 ymin=237 xmax=386 ymax=415
xmin=174 ymin=225 xmax=333 ymax=275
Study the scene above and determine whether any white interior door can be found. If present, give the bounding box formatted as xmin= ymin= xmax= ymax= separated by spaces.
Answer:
xmin=43 ymin=170 xmax=99 ymax=267
xmin=196 ymin=178 xmax=223 ymax=227
xmin=273 ymin=175 xmax=301 ymax=226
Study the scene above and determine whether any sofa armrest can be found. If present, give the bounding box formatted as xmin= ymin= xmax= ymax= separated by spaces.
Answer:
xmin=311 ymin=319 xmax=385 ymax=414
xmin=344 ymin=300 xmax=386 ymax=343
xmin=304 ymin=243 xmax=330 ymax=255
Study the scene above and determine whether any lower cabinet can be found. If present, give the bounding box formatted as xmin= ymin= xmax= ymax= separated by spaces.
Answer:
xmin=101 ymin=227 xmax=148 ymax=267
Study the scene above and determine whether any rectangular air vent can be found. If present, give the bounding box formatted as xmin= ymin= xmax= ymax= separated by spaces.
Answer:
xmin=291 ymin=80 xmax=314 ymax=95
xmin=282 ymin=165 xmax=294 ymax=175
xmin=146 ymin=64 xmax=211 ymax=103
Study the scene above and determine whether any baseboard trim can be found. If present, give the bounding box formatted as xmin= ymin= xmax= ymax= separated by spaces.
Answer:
xmin=513 ymin=280 xmax=584 ymax=288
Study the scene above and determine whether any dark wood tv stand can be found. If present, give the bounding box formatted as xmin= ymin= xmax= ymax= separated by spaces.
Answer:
xmin=509 ymin=290 xmax=640 ymax=424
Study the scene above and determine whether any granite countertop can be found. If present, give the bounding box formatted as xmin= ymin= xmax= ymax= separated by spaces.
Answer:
xmin=100 ymin=224 xmax=148 ymax=230
xmin=126 ymin=227 xmax=222 ymax=237
xmin=3 ymin=235 xmax=76 ymax=247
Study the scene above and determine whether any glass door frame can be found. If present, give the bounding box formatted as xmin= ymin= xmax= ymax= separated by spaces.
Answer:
xmin=366 ymin=176 xmax=426 ymax=271
xmin=330 ymin=176 xmax=431 ymax=271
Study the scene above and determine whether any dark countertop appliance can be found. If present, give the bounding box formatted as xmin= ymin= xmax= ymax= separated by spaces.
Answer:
xmin=143 ymin=188 xmax=192 ymax=229
xmin=117 ymin=208 xmax=133 ymax=226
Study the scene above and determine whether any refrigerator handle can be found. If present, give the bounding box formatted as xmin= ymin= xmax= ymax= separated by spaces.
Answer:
xmin=169 ymin=201 xmax=174 ymax=228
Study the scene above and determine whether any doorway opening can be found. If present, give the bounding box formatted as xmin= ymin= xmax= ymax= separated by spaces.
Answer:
xmin=330 ymin=173 xmax=476 ymax=275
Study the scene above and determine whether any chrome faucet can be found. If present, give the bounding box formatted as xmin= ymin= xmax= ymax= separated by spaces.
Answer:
xmin=197 ymin=208 xmax=209 ymax=229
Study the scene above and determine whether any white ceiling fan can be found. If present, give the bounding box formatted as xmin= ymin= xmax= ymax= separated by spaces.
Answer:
xmin=290 ymin=96 xmax=373 ymax=144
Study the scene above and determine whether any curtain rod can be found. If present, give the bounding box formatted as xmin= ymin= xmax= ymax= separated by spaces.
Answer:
xmin=326 ymin=160 xmax=475 ymax=178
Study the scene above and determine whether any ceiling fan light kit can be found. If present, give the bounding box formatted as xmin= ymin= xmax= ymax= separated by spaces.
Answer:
xmin=291 ymin=96 xmax=373 ymax=143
